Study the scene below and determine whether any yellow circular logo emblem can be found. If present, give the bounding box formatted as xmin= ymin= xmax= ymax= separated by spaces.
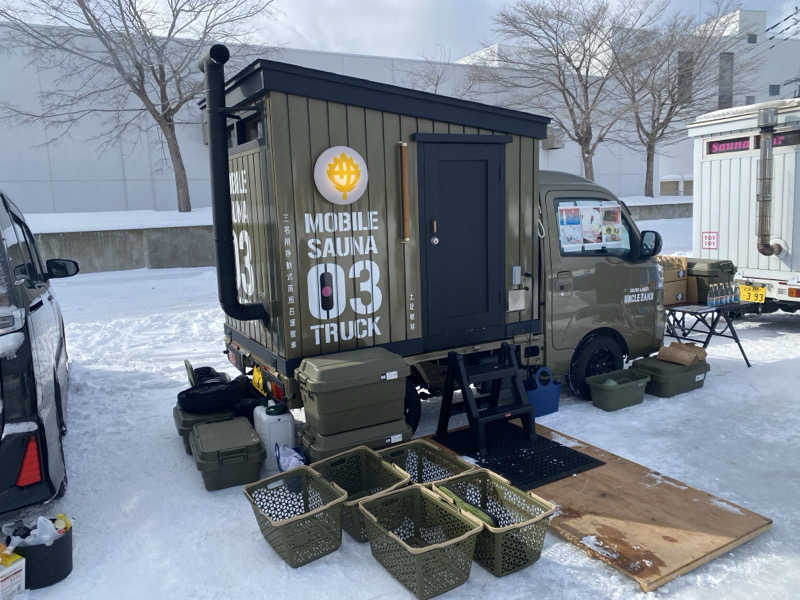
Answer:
xmin=314 ymin=146 xmax=368 ymax=205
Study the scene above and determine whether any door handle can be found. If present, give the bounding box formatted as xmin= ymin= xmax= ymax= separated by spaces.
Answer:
xmin=556 ymin=271 xmax=572 ymax=293
xmin=432 ymin=219 xmax=438 ymax=234
xmin=30 ymin=299 xmax=44 ymax=312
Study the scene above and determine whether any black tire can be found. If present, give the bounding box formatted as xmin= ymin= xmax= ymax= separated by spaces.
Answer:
xmin=404 ymin=378 xmax=422 ymax=434
xmin=569 ymin=335 xmax=624 ymax=399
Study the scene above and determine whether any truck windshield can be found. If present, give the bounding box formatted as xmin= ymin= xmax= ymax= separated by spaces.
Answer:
xmin=553 ymin=198 xmax=633 ymax=258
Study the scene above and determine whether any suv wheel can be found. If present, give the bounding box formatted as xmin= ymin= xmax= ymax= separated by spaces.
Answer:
xmin=569 ymin=335 xmax=624 ymax=399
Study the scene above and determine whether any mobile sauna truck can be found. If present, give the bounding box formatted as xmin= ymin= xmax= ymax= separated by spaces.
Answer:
xmin=688 ymin=99 xmax=800 ymax=312
xmin=199 ymin=45 xmax=663 ymax=458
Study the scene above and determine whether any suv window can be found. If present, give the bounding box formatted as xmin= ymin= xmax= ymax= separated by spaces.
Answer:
xmin=554 ymin=198 xmax=633 ymax=258
xmin=9 ymin=215 xmax=43 ymax=283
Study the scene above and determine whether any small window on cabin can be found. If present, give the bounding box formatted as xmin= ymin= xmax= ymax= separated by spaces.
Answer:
xmin=227 ymin=125 xmax=235 ymax=148
xmin=236 ymin=114 xmax=261 ymax=146
xmin=747 ymin=33 xmax=757 ymax=44
xmin=745 ymin=95 xmax=756 ymax=105
xmin=769 ymin=84 xmax=780 ymax=96
xmin=553 ymin=199 xmax=632 ymax=258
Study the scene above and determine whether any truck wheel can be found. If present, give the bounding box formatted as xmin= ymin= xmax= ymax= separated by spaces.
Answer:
xmin=569 ymin=335 xmax=624 ymax=399
xmin=404 ymin=379 xmax=422 ymax=434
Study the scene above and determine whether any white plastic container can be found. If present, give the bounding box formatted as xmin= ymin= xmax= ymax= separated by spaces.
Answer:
xmin=253 ymin=404 xmax=295 ymax=474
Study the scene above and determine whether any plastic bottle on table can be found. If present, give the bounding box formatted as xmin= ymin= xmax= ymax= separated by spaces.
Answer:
xmin=734 ymin=283 xmax=741 ymax=303
xmin=708 ymin=284 xmax=716 ymax=306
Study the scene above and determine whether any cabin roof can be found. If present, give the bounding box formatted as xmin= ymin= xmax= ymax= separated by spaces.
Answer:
xmin=211 ymin=58 xmax=550 ymax=140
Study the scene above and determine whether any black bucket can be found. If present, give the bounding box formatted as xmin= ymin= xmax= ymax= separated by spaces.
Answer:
xmin=15 ymin=526 xmax=73 ymax=590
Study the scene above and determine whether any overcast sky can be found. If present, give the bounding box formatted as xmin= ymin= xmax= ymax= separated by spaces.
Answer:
xmin=258 ymin=0 xmax=794 ymax=60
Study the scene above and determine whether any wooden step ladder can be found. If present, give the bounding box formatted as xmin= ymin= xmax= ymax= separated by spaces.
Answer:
xmin=436 ymin=342 xmax=535 ymax=455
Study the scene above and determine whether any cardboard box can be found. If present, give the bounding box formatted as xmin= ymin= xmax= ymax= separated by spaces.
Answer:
xmin=0 ymin=554 xmax=25 ymax=599
xmin=686 ymin=275 xmax=699 ymax=304
xmin=658 ymin=342 xmax=707 ymax=366
xmin=657 ymin=255 xmax=688 ymax=283
xmin=663 ymin=279 xmax=687 ymax=305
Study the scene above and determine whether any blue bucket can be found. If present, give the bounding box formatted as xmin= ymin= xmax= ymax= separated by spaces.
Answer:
xmin=525 ymin=367 xmax=561 ymax=418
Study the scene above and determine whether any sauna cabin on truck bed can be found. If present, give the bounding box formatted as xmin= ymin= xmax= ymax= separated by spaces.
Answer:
xmin=199 ymin=45 xmax=663 ymax=441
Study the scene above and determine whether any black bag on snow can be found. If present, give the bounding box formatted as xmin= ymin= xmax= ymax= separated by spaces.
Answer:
xmin=177 ymin=375 xmax=262 ymax=416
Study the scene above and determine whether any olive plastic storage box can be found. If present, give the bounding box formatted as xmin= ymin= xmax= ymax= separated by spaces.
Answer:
xmin=378 ymin=439 xmax=475 ymax=486
xmin=190 ymin=417 xmax=265 ymax=490
xmin=687 ymin=258 xmax=736 ymax=304
xmin=433 ymin=470 xmax=555 ymax=577
xmin=295 ymin=347 xmax=410 ymax=436
xmin=359 ymin=485 xmax=483 ymax=599
xmin=632 ymin=357 xmax=711 ymax=397
xmin=244 ymin=466 xmax=347 ymax=568
xmin=310 ymin=446 xmax=410 ymax=542
xmin=586 ymin=369 xmax=651 ymax=412
xmin=173 ymin=404 xmax=236 ymax=455
xmin=301 ymin=419 xmax=412 ymax=463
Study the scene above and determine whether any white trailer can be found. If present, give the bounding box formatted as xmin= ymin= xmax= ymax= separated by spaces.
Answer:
xmin=688 ymin=98 xmax=800 ymax=311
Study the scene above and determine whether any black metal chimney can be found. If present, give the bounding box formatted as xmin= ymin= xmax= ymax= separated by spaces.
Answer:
xmin=199 ymin=45 xmax=269 ymax=323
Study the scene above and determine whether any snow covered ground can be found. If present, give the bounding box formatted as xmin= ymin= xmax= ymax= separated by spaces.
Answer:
xmin=7 ymin=257 xmax=799 ymax=599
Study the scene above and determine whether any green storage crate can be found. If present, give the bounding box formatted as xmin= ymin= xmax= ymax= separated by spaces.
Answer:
xmin=378 ymin=439 xmax=475 ymax=486
xmin=310 ymin=446 xmax=410 ymax=542
xmin=586 ymin=369 xmax=650 ymax=412
xmin=190 ymin=417 xmax=265 ymax=490
xmin=301 ymin=418 xmax=412 ymax=463
xmin=433 ymin=469 xmax=555 ymax=577
xmin=359 ymin=485 xmax=483 ymax=600
xmin=173 ymin=404 xmax=236 ymax=455
xmin=244 ymin=466 xmax=347 ymax=568
xmin=296 ymin=347 xmax=410 ymax=436
xmin=687 ymin=258 xmax=737 ymax=303
xmin=632 ymin=357 xmax=711 ymax=397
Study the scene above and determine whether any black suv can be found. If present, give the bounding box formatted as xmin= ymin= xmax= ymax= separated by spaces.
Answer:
xmin=0 ymin=192 xmax=78 ymax=513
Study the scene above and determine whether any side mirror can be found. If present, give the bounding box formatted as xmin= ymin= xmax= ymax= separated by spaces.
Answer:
xmin=640 ymin=231 xmax=662 ymax=259
xmin=46 ymin=258 xmax=80 ymax=279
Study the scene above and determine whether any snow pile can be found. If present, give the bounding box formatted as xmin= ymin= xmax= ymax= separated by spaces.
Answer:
xmin=5 ymin=264 xmax=797 ymax=599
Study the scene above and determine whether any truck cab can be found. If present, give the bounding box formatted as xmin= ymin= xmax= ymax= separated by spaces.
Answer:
xmin=539 ymin=171 xmax=664 ymax=397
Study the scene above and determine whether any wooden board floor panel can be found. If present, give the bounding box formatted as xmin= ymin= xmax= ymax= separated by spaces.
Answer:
xmin=429 ymin=424 xmax=772 ymax=592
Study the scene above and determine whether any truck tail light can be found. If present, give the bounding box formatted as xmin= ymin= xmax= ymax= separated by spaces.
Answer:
xmin=789 ymin=288 xmax=800 ymax=298
xmin=16 ymin=436 xmax=42 ymax=487
xmin=268 ymin=380 xmax=284 ymax=401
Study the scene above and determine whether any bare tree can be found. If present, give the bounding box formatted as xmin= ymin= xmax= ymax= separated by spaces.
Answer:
xmin=0 ymin=0 xmax=273 ymax=212
xmin=469 ymin=0 xmax=665 ymax=181
xmin=613 ymin=2 xmax=753 ymax=196
xmin=399 ymin=47 xmax=477 ymax=99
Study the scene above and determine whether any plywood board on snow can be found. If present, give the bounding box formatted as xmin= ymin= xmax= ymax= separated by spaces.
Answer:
xmin=532 ymin=425 xmax=772 ymax=592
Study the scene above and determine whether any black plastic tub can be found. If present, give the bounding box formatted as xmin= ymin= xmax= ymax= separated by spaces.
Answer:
xmin=15 ymin=526 xmax=73 ymax=590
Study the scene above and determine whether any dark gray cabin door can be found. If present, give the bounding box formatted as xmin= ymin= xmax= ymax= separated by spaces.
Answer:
xmin=419 ymin=142 xmax=505 ymax=351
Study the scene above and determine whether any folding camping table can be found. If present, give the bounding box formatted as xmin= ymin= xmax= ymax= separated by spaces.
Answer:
xmin=664 ymin=303 xmax=753 ymax=367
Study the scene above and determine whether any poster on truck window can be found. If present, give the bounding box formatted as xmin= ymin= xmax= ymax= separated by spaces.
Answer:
xmin=558 ymin=205 xmax=583 ymax=252
xmin=580 ymin=202 xmax=603 ymax=250
xmin=601 ymin=201 xmax=623 ymax=248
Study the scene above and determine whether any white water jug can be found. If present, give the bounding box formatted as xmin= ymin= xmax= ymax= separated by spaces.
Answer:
xmin=253 ymin=404 xmax=295 ymax=474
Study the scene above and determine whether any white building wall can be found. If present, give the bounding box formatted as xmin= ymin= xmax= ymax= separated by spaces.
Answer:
xmin=1 ymin=10 xmax=797 ymax=214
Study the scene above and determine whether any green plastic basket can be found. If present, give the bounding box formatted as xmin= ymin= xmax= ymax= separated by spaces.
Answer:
xmin=378 ymin=439 xmax=475 ymax=486
xmin=433 ymin=469 xmax=555 ymax=577
xmin=243 ymin=466 xmax=347 ymax=568
xmin=310 ymin=446 xmax=410 ymax=542
xmin=359 ymin=485 xmax=483 ymax=600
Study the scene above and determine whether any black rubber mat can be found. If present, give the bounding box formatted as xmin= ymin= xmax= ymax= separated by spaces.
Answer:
xmin=433 ymin=421 xmax=603 ymax=490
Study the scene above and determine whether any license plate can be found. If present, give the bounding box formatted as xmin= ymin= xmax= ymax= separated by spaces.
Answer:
xmin=251 ymin=365 xmax=266 ymax=395
xmin=738 ymin=284 xmax=766 ymax=303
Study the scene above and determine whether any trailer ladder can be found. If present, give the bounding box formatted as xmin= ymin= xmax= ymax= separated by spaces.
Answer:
xmin=436 ymin=342 xmax=535 ymax=455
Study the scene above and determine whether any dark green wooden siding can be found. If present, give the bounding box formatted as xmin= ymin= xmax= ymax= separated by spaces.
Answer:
xmin=228 ymin=92 xmax=539 ymax=362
